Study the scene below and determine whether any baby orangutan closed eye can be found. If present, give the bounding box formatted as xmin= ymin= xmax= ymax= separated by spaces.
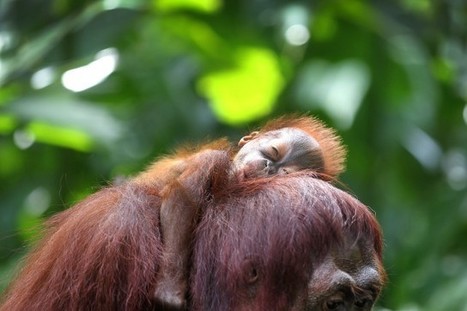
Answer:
xmin=234 ymin=128 xmax=324 ymax=179
xmin=150 ymin=116 xmax=346 ymax=310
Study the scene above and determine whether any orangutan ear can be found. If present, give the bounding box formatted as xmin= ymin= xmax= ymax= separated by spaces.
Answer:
xmin=238 ymin=131 xmax=259 ymax=147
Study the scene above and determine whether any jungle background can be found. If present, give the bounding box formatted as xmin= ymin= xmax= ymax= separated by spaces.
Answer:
xmin=1 ymin=0 xmax=466 ymax=310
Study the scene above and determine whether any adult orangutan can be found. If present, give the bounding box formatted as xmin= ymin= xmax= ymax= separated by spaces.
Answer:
xmin=0 ymin=173 xmax=385 ymax=311
xmin=191 ymin=174 xmax=386 ymax=310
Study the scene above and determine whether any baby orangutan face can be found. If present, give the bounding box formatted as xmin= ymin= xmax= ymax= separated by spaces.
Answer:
xmin=233 ymin=128 xmax=324 ymax=180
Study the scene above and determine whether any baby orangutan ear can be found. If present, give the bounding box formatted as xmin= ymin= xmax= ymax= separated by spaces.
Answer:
xmin=238 ymin=131 xmax=260 ymax=147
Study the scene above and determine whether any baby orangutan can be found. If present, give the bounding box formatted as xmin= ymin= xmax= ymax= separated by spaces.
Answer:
xmin=148 ymin=116 xmax=346 ymax=310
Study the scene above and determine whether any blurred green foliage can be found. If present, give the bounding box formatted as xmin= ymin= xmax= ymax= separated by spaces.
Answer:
xmin=1 ymin=0 xmax=466 ymax=310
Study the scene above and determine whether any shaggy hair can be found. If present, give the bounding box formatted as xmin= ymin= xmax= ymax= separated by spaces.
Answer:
xmin=1 ymin=172 xmax=383 ymax=311
xmin=192 ymin=173 xmax=383 ymax=310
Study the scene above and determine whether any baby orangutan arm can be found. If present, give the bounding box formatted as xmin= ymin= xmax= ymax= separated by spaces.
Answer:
xmin=154 ymin=149 xmax=230 ymax=310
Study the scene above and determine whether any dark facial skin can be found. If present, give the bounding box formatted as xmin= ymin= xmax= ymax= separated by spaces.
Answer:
xmin=233 ymin=128 xmax=324 ymax=179
xmin=303 ymin=238 xmax=384 ymax=311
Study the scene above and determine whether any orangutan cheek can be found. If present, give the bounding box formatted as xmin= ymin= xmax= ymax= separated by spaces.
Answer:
xmin=242 ymin=161 xmax=269 ymax=179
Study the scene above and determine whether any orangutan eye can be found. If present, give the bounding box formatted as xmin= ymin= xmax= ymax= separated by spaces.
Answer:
xmin=354 ymin=298 xmax=372 ymax=308
xmin=261 ymin=146 xmax=280 ymax=162
xmin=271 ymin=146 xmax=279 ymax=157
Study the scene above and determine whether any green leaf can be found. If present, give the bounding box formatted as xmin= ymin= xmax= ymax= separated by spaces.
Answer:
xmin=5 ymin=94 xmax=123 ymax=149
xmin=0 ymin=115 xmax=16 ymax=134
xmin=155 ymin=0 xmax=221 ymax=13
xmin=27 ymin=122 xmax=94 ymax=152
xmin=197 ymin=47 xmax=285 ymax=125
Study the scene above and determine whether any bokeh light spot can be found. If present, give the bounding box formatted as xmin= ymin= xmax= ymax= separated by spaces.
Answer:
xmin=61 ymin=48 xmax=118 ymax=92
xmin=285 ymin=24 xmax=310 ymax=46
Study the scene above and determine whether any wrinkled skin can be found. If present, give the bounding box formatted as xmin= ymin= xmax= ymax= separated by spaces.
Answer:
xmin=304 ymin=241 xmax=383 ymax=310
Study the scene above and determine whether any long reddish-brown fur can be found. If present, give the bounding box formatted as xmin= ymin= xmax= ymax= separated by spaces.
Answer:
xmin=191 ymin=173 xmax=384 ymax=310
xmin=0 ymin=184 xmax=163 ymax=311
xmin=1 ymin=172 xmax=384 ymax=311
